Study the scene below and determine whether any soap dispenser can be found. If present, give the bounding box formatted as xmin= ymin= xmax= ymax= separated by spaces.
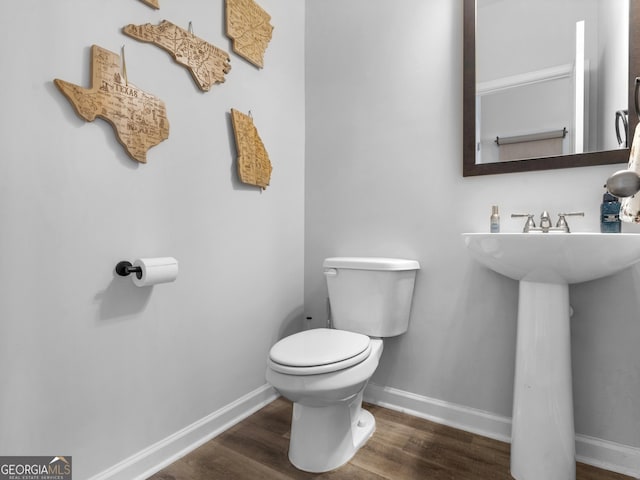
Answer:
xmin=600 ymin=192 xmax=621 ymax=233
xmin=490 ymin=205 xmax=500 ymax=233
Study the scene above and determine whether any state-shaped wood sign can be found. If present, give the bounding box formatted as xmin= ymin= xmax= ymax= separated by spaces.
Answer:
xmin=123 ymin=20 xmax=231 ymax=92
xmin=54 ymin=45 xmax=170 ymax=164
xmin=226 ymin=0 xmax=273 ymax=68
xmin=230 ymin=109 xmax=272 ymax=189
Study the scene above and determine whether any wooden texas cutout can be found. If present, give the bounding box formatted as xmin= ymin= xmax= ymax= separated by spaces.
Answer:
xmin=54 ymin=45 xmax=169 ymax=164
xmin=230 ymin=109 xmax=272 ymax=189
xmin=226 ymin=0 xmax=273 ymax=68
xmin=139 ymin=0 xmax=159 ymax=8
xmin=123 ymin=20 xmax=231 ymax=92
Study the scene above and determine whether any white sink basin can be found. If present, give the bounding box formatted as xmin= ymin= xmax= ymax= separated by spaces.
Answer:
xmin=463 ymin=232 xmax=640 ymax=284
xmin=462 ymin=232 xmax=640 ymax=480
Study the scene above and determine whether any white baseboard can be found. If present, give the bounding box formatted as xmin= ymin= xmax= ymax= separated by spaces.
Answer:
xmin=88 ymin=381 xmax=639 ymax=479
xmin=576 ymin=435 xmax=640 ymax=479
xmin=89 ymin=384 xmax=279 ymax=480
xmin=364 ymin=382 xmax=512 ymax=442
xmin=364 ymin=382 xmax=640 ymax=478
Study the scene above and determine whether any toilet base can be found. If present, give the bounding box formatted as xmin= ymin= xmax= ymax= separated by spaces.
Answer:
xmin=288 ymin=391 xmax=375 ymax=472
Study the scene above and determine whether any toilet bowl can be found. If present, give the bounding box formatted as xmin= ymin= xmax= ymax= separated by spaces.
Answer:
xmin=265 ymin=257 xmax=420 ymax=473
xmin=266 ymin=329 xmax=383 ymax=472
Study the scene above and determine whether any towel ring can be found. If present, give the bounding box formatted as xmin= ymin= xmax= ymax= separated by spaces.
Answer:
xmin=616 ymin=110 xmax=629 ymax=148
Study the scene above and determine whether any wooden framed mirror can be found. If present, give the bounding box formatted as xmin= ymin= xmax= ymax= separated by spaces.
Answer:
xmin=463 ymin=0 xmax=640 ymax=176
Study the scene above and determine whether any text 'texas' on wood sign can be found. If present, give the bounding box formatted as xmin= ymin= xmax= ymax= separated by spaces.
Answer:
xmin=54 ymin=45 xmax=170 ymax=164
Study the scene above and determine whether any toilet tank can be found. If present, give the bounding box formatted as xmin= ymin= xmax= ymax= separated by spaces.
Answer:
xmin=323 ymin=257 xmax=420 ymax=337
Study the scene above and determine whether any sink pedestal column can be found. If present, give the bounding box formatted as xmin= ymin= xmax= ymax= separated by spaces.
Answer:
xmin=511 ymin=280 xmax=575 ymax=480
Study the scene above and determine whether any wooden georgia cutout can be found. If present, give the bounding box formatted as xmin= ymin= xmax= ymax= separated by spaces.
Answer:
xmin=54 ymin=45 xmax=170 ymax=164
xmin=123 ymin=20 xmax=231 ymax=92
xmin=225 ymin=0 xmax=273 ymax=68
xmin=230 ymin=109 xmax=272 ymax=189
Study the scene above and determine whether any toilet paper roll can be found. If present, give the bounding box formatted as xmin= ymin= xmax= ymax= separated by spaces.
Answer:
xmin=132 ymin=257 xmax=179 ymax=287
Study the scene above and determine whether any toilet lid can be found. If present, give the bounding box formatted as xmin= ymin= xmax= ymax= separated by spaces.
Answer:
xmin=269 ymin=328 xmax=370 ymax=369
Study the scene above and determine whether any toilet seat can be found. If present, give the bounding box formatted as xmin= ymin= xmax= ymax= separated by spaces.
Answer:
xmin=269 ymin=328 xmax=371 ymax=375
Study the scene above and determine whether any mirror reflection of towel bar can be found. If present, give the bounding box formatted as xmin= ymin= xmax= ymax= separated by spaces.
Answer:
xmin=495 ymin=127 xmax=567 ymax=146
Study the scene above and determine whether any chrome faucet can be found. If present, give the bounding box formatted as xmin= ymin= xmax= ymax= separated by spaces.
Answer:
xmin=539 ymin=211 xmax=553 ymax=232
xmin=511 ymin=212 xmax=584 ymax=233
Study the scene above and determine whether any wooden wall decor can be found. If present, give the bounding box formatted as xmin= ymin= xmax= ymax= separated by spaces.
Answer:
xmin=225 ymin=0 xmax=273 ymax=68
xmin=230 ymin=109 xmax=272 ymax=189
xmin=138 ymin=0 xmax=159 ymax=9
xmin=123 ymin=20 xmax=231 ymax=92
xmin=54 ymin=45 xmax=170 ymax=164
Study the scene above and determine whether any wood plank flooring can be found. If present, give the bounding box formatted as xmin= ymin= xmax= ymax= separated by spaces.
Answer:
xmin=148 ymin=397 xmax=635 ymax=480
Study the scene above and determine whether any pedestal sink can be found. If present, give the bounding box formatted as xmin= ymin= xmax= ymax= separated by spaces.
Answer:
xmin=462 ymin=233 xmax=640 ymax=480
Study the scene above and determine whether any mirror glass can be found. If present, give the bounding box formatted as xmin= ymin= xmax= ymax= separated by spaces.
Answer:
xmin=463 ymin=0 xmax=637 ymax=176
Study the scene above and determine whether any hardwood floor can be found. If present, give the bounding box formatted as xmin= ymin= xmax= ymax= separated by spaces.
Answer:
xmin=148 ymin=397 xmax=635 ymax=480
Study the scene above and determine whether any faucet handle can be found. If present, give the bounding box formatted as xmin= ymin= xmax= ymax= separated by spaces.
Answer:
xmin=555 ymin=212 xmax=584 ymax=233
xmin=511 ymin=213 xmax=536 ymax=233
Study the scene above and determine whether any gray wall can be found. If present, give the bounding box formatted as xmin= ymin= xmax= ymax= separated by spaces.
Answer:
xmin=305 ymin=0 xmax=640 ymax=449
xmin=0 ymin=1 xmax=304 ymax=478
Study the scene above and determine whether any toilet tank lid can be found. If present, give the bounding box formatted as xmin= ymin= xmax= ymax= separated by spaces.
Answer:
xmin=323 ymin=257 xmax=420 ymax=271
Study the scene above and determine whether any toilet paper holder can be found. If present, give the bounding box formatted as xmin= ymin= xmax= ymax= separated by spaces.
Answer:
xmin=115 ymin=261 xmax=143 ymax=279
xmin=115 ymin=257 xmax=179 ymax=286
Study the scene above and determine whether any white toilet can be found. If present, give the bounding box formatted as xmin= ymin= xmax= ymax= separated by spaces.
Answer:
xmin=266 ymin=257 xmax=420 ymax=473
